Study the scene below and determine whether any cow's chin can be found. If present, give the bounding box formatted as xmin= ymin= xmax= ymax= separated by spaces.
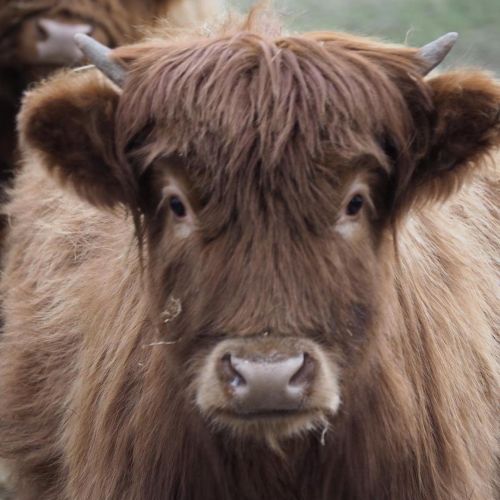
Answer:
xmin=203 ymin=406 xmax=338 ymax=450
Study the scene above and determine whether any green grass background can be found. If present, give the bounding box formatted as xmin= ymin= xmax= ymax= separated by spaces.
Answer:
xmin=233 ymin=0 xmax=500 ymax=73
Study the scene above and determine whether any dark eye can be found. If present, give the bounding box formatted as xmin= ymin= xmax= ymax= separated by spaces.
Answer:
xmin=169 ymin=196 xmax=187 ymax=218
xmin=346 ymin=194 xmax=364 ymax=216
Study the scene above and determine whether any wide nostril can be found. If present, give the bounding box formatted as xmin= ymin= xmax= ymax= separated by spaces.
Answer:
xmin=35 ymin=19 xmax=94 ymax=65
xmin=220 ymin=353 xmax=246 ymax=388
xmin=36 ymin=21 xmax=49 ymax=41
xmin=289 ymin=352 xmax=316 ymax=388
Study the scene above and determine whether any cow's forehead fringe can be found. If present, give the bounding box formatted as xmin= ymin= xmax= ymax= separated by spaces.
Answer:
xmin=114 ymin=17 xmax=434 ymax=205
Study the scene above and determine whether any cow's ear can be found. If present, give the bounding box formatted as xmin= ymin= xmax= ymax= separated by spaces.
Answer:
xmin=18 ymin=69 xmax=129 ymax=208
xmin=398 ymin=71 xmax=500 ymax=213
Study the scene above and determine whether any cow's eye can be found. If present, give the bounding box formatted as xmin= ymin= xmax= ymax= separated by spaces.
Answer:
xmin=346 ymin=194 xmax=364 ymax=216
xmin=169 ymin=196 xmax=187 ymax=218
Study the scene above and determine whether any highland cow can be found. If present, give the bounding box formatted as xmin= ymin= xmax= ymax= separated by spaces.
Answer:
xmin=0 ymin=0 xmax=219 ymax=177
xmin=0 ymin=9 xmax=498 ymax=500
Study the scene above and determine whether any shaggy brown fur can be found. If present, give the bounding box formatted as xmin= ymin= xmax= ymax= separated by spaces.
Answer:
xmin=0 ymin=8 xmax=499 ymax=500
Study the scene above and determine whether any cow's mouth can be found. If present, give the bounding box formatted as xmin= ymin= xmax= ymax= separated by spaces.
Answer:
xmin=205 ymin=406 xmax=334 ymax=443
xmin=215 ymin=408 xmax=317 ymax=421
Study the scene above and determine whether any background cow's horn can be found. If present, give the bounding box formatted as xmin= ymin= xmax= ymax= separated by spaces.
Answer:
xmin=74 ymin=33 xmax=126 ymax=87
xmin=417 ymin=32 xmax=458 ymax=75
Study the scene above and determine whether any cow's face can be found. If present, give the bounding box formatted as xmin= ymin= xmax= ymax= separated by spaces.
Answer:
xmin=9 ymin=10 xmax=110 ymax=82
xmin=16 ymin=13 xmax=107 ymax=71
xmin=2 ymin=0 xmax=220 ymax=80
xmin=2 ymin=0 xmax=169 ymax=81
xmin=139 ymin=154 xmax=389 ymax=439
xmin=20 ymin=29 xmax=500 ymax=444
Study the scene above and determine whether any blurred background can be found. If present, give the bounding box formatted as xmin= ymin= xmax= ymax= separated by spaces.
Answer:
xmin=235 ymin=0 xmax=500 ymax=74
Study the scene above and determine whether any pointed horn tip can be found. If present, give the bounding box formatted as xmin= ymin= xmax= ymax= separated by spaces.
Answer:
xmin=439 ymin=31 xmax=459 ymax=48
xmin=420 ymin=31 xmax=459 ymax=54
xmin=418 ymin=32 xmax=459 ymax=75
xmin=73 ymin=32 xmax=91 ymax=49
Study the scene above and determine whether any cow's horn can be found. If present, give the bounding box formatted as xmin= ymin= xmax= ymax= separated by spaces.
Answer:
xmin=417 ymin=32 xmax=458 ymax=75
xmin=74 ymin=34 xmax=126 ymax=87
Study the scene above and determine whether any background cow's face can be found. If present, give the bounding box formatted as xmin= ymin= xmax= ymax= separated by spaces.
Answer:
xmin=1 ymin=6 xmax=110 ymax=81
xmin=14 ymin=12 xmax=108 ymax=81
xmin=0 ymin=0 xmax=175 ymax=82
xmin=20 ymin=29 xmax=500 ymax=443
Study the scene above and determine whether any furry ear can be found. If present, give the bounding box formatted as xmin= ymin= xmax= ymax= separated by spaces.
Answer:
xmin=397 ymin=71 xmax=500 ymax=212
xmin=18 ymin=69 xmax=131 ymax=208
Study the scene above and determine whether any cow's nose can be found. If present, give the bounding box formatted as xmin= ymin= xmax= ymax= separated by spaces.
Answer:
xmin=36 ymin=19 xmax=93 ymax=64
xmin=218 ymin=353 xmax=316 ymax=414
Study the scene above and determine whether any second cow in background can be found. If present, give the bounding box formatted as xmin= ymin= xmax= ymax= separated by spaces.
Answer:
xmin=0 ymin=0 xmax=220 ymax=180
